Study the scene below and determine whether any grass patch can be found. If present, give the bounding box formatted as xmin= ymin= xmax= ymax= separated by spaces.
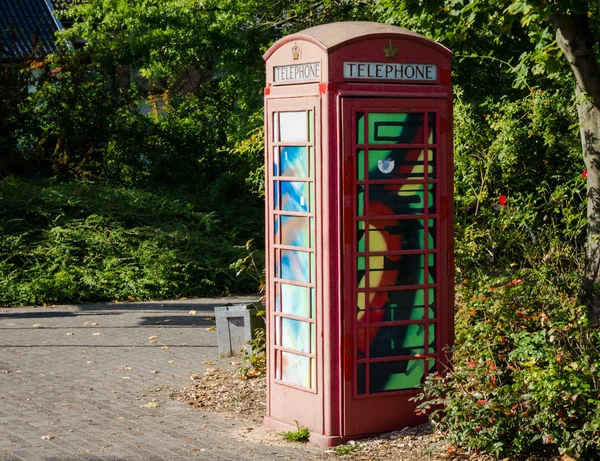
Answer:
xmin=0 ymin=177 xmax=264 ymax=306
xmin=279 ymin=420 xmax=310 ymax=443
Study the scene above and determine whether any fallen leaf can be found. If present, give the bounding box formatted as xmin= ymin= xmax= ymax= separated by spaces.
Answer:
xmin=151 ymin=370 xmax=159 ymax=374
xmin=189 ymin=375 xmax=200 ymax=380
xmin=92 ymin=333 xmax=102 ymax=336
xmin=203 ymin=316 xmax=215 ymax=321
xmin=142 ymin=402 xmax=160 ymax=408
xmin=168 ymin=360 xmax=175 ymax=364
xmin=41 ymin=434 xmax=54 ymax=440
xmin=82 ymin=322 xmax=90 ymax=327
xmin=202 ymin=361 xmax=215 ymax=365
xmin=205 ymin=326 xmax=216 ymax=331
xmin=0 ymin=370 xmax=10 ymax=374
xmin=189 ymin=310 xmax=197 ymax=315
xmin=163 ymin=319 xmax=173 ymax=323
xmin=65 ymin=332 xmax=74 ymax=336
xmin=86 ymin=361 xmax=96 ymax=364
xmin=148 ymin=336 xmax=158 ymax=341
xmin=160 ymin=346 xmax=170 ymax=350
xmin=32 ymin=323 xmax=41 ymax=328
xmin=91 ymin=322 xmax=99 ymax=326
xmin=204 ymin=368 xmax=216 ymax=376
xmin=120 ymin=365 xmax=133 ymax=371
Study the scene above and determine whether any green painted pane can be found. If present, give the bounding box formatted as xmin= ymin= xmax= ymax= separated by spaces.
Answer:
xmin=427 ymin=219 xmax=436 ymax=249
xmin=428 ymin=288 xmax=436 ymax=318
xmin=357 ymin=220 xmax=366 ymax=252
xmin=367 ymin=113 xmax=424 ymax=145
xmin=368 ymin=184 xmax=435 ymax=216
xmin=369 ymin=324 xmax=425 ymax=358
xmin=308 ymin=110 xmax=314 ymax=142
xmin=428 ymin=254 xmax=436 ymax=284
xmin=428 ymin=323 xmax=436 ymax=354
xmin=370 ymin=359 xmax=424 ymax=392
xmin=369 ymin=289 xmax=429 ymax=322
xmin=356 ymin=112 xmax=365 ymax=144
xmin=357 ymin=149 xmax=365 ymax=181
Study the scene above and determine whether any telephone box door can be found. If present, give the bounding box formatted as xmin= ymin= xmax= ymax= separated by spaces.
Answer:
xmin=341 ymin=97 xmax=452 ymax=436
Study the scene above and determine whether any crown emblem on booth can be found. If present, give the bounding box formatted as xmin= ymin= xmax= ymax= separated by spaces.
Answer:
xmin=384 ymin=40 xmax=398 ymax=58
xmin=292 ymin=43 xmax=300 ymax=60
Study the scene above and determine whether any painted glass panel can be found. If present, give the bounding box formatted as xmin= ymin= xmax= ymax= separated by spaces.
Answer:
xmin=273 ymin=146 xmax=279 ymax=176
xmin=356 ymin=112 xmax=365 ymax=144
xmin=310 ymin=252 xmax=315 ymax=283
xmin=368 ymin=184 xmax=435 ymax=216
xmin=274 ymin=249 xmax=279 ymax=278
xmin=281 ymin=181 xmax=308 ymax=212
xmin=273 ymin=181 xmax=279 ymax=209
xmin=273 ymin=112 xmax=279 ymax=142
xmin=356 ymin=327 xmax=366 ymax=359
xmin=274 ymin=283 xmax=280 ymax=312
xmin=366 ymin=254 xmax=433 ymax=287
xmin=428 ymin=113 xmax=436 ymax=144
xmin=357 ymin=185 xmax=365 ymax=216
xmin=368 ymin=219 xmax=426 ymax=252
xmin=280 ymin=216 xmax=309 ymax=248
xmin=357 ymin=220 xmax=366 ymax=252
xmin=274 ymin=216 xmax=280 ymax=245
xmin=427 ymin=219 xmax=436 ymax=249
xmin=309 ymin=218 xmax=315 ymax=249
xmin=281 ymin=250 xmax=309 ymax=283
xmin=367 ymin=113 xmax=424 ymax=145
xmin=309 ymin=146 xmax=314 ymax=178
xmin=357 ymin=149 xmax=365 ymax=181
xmin=309 ymin=182 xmax=315 ymax=213
xmin=369 ymin=324 xmax=426 ymax=358
xmin=280 ymin=146 xmax=308 ymax=177
xmin=357 ymin=257 xmax=365 ymax=289
xmin=366 ymin=149 xmax=433 ymax=180
xmin=281 ymin=283 xmax=311 ymax=318
xmin=427 ymin=323 xmax=436 ymax=354
xmin=311 ymin=359 xmax=316 ymax=389
xmin=308 ymin=110 xmax=314 ymax=142
xmin=370 ymin=359 xmax=425 ymax=393
xmin=357 ymin=363 xmax=366 ymax=395
xmin=311 ymin=323 xmax=316 ymax=354
xmin=428 ymin=253 xmax=436 ymax=284
xmin=427 ymin=149 xmax=436 ymax=179
xmin=282 ymin=318 xmax=310 ymax=353
xmin=280 ymin=111 xmax=307 ymax=143
xmin=281 ymin=351 xmax=311 ymax=388
xmin=357 ymin=292 xmax=366 ymax=321
xmin=368 ymin=289 xmax=434 ymax=322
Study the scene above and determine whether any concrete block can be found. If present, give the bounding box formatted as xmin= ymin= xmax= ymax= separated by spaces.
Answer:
xmin=215 ymin=303 xmax=263 ymax=358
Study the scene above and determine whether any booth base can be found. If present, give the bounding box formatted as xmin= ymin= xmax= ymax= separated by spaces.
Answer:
xmin=264 ymin=416 xmax=350 ymax=447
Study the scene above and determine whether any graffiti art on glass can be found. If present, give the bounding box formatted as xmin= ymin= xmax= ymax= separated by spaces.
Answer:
xmin=272 ymin=109 xmax=316 ymax=390
xmin=353 ymin=110 xmax=437 ymax=395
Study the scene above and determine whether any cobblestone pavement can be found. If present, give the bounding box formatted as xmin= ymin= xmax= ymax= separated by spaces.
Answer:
xmin=0 ymin=298 xmax=326 ymax=461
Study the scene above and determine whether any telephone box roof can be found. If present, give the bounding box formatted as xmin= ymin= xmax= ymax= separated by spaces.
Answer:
xmin=264 ymin=21 xmax=452 ymax=60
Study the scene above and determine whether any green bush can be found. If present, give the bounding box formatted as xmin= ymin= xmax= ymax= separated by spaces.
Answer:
xmin=0 ymin=177 xmax=263 ymax=306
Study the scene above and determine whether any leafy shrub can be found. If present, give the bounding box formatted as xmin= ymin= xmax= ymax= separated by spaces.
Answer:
xmin=279 ymin=420 xmax=310 ymax=443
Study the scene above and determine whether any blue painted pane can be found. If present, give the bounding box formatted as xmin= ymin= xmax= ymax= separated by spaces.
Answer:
xmin=281 ymin=283 xmax=310 ymax=317
xmin=280 ymin=146 xmax=308 ymax=177
xmin=281 ymin=182 xmax=308 ymax=212
xmin=281 ymin=250 xmax=309 ymax=283
xmin=281 ymin=216 xmax=309 ymax=248
xmin=282 ymin=318 xmax=310 ymax=353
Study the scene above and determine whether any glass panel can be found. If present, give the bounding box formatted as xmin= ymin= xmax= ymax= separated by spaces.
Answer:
xmin=368 ymin=184 xmax=435 ymax=216
xmin=309 ymin=217 xmax=315 ymax=249
xmin=368 ymin=254 xmax=431 ymax=287
xmin=427 ymin=288 xmax=436 ymax=318
xmin=366 ymin=149 xmax=434 ymax=180
xmin=368 ymin=113 xmax=424 ymax=145
xmin=309 ymin=146 xmax=314 ymax=178
xmin=370 ymin=359 xmax=424 ymax=393
xmin=428 ymin=254 xmax=436 ymax=284
xmin=280 ymin=111 xmax=307 ymax=143
xmin=310 ymin=252 xmax=315 ymax=284
xmin=281 ymin=283 xmax=310 ymax=317
xmin=427 ymin=149 xmax=436 ymax=179
xmin=369 ymin=324 xmax=426 ymax=358
xmin=280 ymin=146 xmax=308 ymax=177
xmin=282 ymin=318 xmax=310 ymax=353
xmin=281 ymin=181 xmax=308 ymax=212
xmin=309 ymin=182 xmax=315 ymax=213
xmin=357 ymin=149 xmax=365 ymax=181
xmin=357 ymin=220 xmax=366 ymax=252
xmin=273 ymin=146 xmax=279 ymax=176
xmin=428 ymin=323 xmax=436 ymax=354
xmin=275 ymin=316 xmax=280 ymax=345
xmin=273 ymin=181 xmax=279 ymax=209
xmin=311 ymin=288 xmax=316 ymax=318
xmin=428 ymin=113 xmax=436 ymax=144
xmin=274 ymin=249 xmax=279 ymax=278
xmin=357 ymin=257 xmax=365 ymax=289
xmin=273 ymin=112 xmax=279 ymax=142
xmin=357 ymin=185 xmax=365 ymax=216
xmin=310 ymin=323 xmax=316 ymax=353
xmin=369 ymin=289 xmax=430 ymax=322
xmin=357 ymin=363 xmax=366 ymax=395
xmin=281 ymin=215 xmax=309 ymax=248
xmin=274 ymin=283 xmax=280 ymax=312
xmin=281 ymin=352 xmax=311 ymax=388
xmin=281 ymin=250 xmax=309 ymax=283
xmin=274 ymin=215 xmax=280 ymax=245
xmin=368 ymin=219 xmax=426 ymax=252
xmin=357 ymin=327 xmax=366 ymax=359
xmin=308 ymin=110 xmax=314 ymax=143
xmin=427 ymin=219 xmax=436 ymax=250
xmin=311 ymin=358 xmax=316 ymax=389
xmin=356 ymin=112 xmax=365 ymax=144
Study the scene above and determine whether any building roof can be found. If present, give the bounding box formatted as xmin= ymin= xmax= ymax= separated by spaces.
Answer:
xmin=0 ymin=0 xmax=63 ymax=60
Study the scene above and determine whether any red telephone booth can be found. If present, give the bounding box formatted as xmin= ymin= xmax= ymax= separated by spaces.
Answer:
xmin=263 ymin=21 xmax=453 ymax=446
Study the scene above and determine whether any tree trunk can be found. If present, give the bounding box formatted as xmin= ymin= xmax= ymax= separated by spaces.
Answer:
xmin=552 ymin=11 xmax=600 ymax=322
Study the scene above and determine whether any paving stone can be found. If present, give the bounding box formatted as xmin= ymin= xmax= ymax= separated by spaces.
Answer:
xmin=0 ymin=298 xmax=325 ymax=460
